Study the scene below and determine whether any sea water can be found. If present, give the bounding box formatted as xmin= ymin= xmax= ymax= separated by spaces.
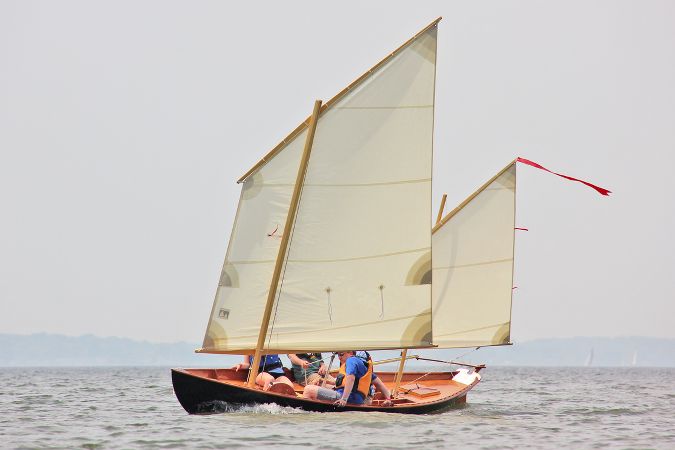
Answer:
xmin=1 ymin=366 xmax=673 ymax=449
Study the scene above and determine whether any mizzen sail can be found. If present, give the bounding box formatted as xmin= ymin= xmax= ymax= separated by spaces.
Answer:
xmin=431 ymin=162 xmax=517 ymax=348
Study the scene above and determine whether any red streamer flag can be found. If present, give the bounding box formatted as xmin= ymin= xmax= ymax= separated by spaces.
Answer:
xmin=516 ymin=157 xmax=611 ymax=196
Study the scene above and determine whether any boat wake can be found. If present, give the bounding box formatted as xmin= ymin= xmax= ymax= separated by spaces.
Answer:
xmin=196 ymin=401 xmax=309 ymax=415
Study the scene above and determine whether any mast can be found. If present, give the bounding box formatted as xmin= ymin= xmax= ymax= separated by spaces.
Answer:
xmin=248 ymin=99 xmax=323 ymax=387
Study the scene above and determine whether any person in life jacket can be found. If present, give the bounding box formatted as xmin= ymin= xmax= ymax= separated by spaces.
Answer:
xmin=302 ymin=350 xmax=392 ymax=407
xmin=232 ymin=354 xmax=294 ymax=391
xmin=288 ymin=353 xmax=336 ymax=386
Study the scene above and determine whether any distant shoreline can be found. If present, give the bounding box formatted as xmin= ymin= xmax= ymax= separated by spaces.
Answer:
xmin=1 ymin=334 xmax=673 ymax=368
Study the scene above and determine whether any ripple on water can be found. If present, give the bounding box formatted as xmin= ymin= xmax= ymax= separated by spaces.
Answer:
xmin=1 ymin=366 xmax=674 ymax=450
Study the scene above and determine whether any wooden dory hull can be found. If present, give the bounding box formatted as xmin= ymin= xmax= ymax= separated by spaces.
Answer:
xmin=171 ymin=368 xmax=480 ymax=414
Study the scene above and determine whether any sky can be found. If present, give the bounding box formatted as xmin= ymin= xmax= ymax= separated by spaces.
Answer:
xmin=1 ymin=1 xmax=674 ymax=344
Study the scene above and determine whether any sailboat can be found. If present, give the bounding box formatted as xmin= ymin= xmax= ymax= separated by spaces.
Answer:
xmin=172 ymin=17 xmax=608 ymax=414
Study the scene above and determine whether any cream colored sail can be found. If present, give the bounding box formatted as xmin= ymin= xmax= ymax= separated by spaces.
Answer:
xmin=431 ymin=162 xmax=517 ymax=348
xmin=263 ymin=25 xmax=438 ymax=351
xmin=199 ymin=21 xmax=438 ymax=353
xmin=201 ymin=129 xmax=308 ymax=352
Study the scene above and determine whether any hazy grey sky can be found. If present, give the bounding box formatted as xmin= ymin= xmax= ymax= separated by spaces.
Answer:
xmin=2 ymin=1 xmax=674 ymax=344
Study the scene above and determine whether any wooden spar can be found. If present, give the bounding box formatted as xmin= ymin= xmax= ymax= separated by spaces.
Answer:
xmin=237 ymin=17 xmax=442 ymax=184
xmin=372 ymin=354 xmax=419 ymax=366
xmin=436 ymin=193 xmax=447 ymax=225
xmin=391 ymin=349 xmax=408 ymax=398
xmin=393 ymin=194 xmax=449 ymax=397
xmin=433 ymin=159 xmax=517 ymax=234
xmin=247 ymin=99 xmax=323 ymax=387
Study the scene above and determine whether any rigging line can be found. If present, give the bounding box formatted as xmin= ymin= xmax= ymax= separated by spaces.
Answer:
xmin=456 ymin=346 xmax=481 ymax=360
xmin=398 ymin=371 xmax=434 ymax=390
xmin=267 ymin=160 xmax=310 ymax=348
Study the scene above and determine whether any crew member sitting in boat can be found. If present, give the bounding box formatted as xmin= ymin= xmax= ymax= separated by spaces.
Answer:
xmin=302 ymin=350 xmax=392 ymax=406
xmin=288 ymin=353 xmax=336 ymax=386
xmin=232 ymin=354 xmax=294 ymax=391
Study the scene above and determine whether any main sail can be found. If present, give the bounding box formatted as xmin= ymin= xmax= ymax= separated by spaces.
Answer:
xmin=201 ymin=128 xmax=308 ymax=352
xmin=201 ymin=20 xmax=439 ymax=353
xmin=431 ymin=162 xmax=517 ymax=348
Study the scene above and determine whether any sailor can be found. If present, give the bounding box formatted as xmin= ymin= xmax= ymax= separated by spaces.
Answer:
xmin=302 ymin=350 xmax=392 ymax=406
xmin=232 ymin=354 xmax=294 ymax=391
xmin=288 ymin=353 xmax=336 ymax=386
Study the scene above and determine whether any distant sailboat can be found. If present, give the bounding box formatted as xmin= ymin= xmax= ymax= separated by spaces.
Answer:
xmin=585 ymin=348 xmax=594 ymax=367
xmin=631 ymin=350 xmax=638 ymax=367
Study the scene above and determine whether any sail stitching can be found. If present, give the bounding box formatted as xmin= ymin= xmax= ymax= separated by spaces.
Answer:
xmin=433 ymin=257 xmax=513 ymax=270
xmin=225 ymin=312 xmax=432 ymax=341
xmin=257 ymin=178 xmax=431 ymax=187
xmin=334 ymin=105 xmax=433 ymax=110
xmin=268 ymin=311 xmax=431 ymax=338
xmin=228 ymin=247 xmax=430 ymax=265
xmin=287 ymin=247 xmax=429 ymax=263
xmin=433 ymin=321 xmax=509 ymax=338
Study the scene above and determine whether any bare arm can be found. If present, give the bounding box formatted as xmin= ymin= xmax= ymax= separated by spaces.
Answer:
xmin=287 ymin=354 xmax=309 ymax=368
xmin=372 ymin=376 xmax=392 ymax=406
xmin=335 ymin=374 xmax=355 ymax=406
xmin=232 ymin=355 xmax=250 ymax=371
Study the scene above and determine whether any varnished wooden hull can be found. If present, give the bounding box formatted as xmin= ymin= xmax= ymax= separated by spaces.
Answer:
xmin=171 ymin=367 xmax=480 ymax=414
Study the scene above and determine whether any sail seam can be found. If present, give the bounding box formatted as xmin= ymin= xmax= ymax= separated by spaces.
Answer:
xmin=269 ymin=312 xmax=432 ymax=337
xmin=433 ymin=321 xmax=509 ymax=338
xmin=334 ymin=105 xmax=433 ymax=110
xmin=257 ymin=178 xmax=431 ymax=188
xmin=287 ymin=247 xmax=430 ymax=263
xmin=227 ymin=247 xmax=429 ymax=265
xmin=208 ymin=311 xmax=431 ymax=341
xmin=433 ymin=258 xmax=513 ymax=270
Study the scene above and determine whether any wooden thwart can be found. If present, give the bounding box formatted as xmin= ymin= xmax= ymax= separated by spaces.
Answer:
xmin=400 ymin=384 xmax=441 ymax=398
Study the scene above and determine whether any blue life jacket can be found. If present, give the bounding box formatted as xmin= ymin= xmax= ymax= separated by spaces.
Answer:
xmin=248 ymin=354 xmax=283 ymax=373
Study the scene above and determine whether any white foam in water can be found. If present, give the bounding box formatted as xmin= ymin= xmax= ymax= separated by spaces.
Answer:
xmin=198 ymin=401 xmax=308 ymax=415
xmin=236 ymin=403 xmax=309 ymax=415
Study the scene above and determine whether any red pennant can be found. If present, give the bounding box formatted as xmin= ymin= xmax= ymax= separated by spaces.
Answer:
xmin=515 ymin=227 xmax=529 ymax=231
xmin=517 ymin=157 xmax=611 ymax=196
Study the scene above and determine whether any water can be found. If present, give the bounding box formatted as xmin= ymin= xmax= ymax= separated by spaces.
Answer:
xmin=1 ymin=367 xmax=674 ymax=449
